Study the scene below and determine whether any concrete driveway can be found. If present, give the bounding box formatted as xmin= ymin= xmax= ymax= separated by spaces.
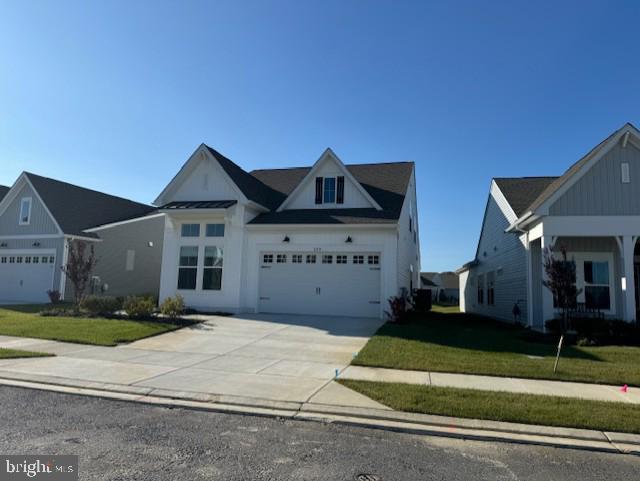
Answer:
xmin=0 ymin=313 xmax=385 ymax=407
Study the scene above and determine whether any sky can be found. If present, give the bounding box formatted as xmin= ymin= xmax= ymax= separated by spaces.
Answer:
xmin=1 ymin=1 xmax=639 ymax=272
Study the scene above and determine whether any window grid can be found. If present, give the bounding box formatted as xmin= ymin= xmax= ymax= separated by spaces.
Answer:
xmin=367 ymin=255 xmax=379 ymax=265
xmin=263 ymin=254 xmax=273 ymax=264
xmin=276 ymin=254 xmax=287 ymax=263
xmin=177 ymin=246 xmax=198 ymax=290
xmin=322 ymin=255 xmax=333 ymax=264
xmin=306 ymin=254 xmax=316 ymax=264
xmin=203 ymin=246 xmax=223 ymax=291
xmin=353 ymin=255 xmax=364 ymax=264
xmin=336 ymin=255 xmax=347 ymax=264
xmin=292 ymin=254 xmax=303 ymax=263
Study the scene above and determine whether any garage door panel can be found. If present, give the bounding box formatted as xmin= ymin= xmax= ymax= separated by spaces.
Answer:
xmin=258 ymin=252 xmax=380 ymax=318
xmin=0 ymin=253 xmax=55 ymax=303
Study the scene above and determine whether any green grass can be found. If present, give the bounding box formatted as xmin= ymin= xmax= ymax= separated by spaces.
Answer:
xmin=354 ymin=309 xmax=640 ymax=386
xmin=0 ymin=304 xmax=184 ymax=346
xmin=340 ymin=379 xmax=640 ymax=434
xmin=0 ymin=348 xmax=51 ymax=359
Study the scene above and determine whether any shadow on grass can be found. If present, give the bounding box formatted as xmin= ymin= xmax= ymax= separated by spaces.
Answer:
xmin=378 ymin=310 xmax=602 ymax=362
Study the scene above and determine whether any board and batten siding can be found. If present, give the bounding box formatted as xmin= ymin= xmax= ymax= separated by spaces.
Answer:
xmin=91 ymin=215 xmax=165 ymax=298
xmin=464 ymin=192 xmax=528 ymax=323
xmin=0 ymin=183 xmax=60 ymax=235
xmin=550 ymin=142 xmax=640 ymax=215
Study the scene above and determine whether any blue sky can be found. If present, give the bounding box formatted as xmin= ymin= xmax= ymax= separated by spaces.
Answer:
xmin=1 ymin=1 xmax=639 ymax=272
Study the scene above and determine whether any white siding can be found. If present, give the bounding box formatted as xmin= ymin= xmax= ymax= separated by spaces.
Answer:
xmin=463 ymin=193 xmax=528 ymax=323
xmin=396 ymin=169 xmax=420 ymax=293
xmin=284 ymin=156 xmax=374 ymax=209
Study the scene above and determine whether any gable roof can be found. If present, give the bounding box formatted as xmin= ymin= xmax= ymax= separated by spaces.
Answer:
xmin=205 ymin=146 xmax=285 ymax=210
xmin=0 ymin=185 xmax=9 ymax=202
xmin=420 ymin=274 xmax=438 ymax=287
xmin=249 ymin=161 xmax=413 ymax=224
xmin=493 ymin=177 xmax=558 ymax=217
xmin=25 ymin=173 xmax=156 ymax=238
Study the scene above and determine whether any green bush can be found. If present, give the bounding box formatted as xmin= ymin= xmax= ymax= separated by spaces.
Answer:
xmin=81 ymin=295 xmax=123 ymax=316
xmin=123 ymin=296 xmax=156 ymax=319
xmin=159 ymin=295 xmax=185 ymax=320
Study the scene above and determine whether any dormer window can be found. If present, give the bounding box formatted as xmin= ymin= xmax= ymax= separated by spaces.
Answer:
xmin=19 ymin=197 xmax=32 ymax=225
xmin=315 ymin=176 xmax=344 ymax=205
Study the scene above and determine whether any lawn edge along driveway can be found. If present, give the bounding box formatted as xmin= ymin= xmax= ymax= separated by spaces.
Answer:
xmin=339 ymin=379 xmax=640 ymax=435
xmin=353 ymin=307 xmax=640 ymax=386
xmin=0 ymin=305 xmax=187 ymax=347
xmin=0 ymin=348 xmax=52 ymax=360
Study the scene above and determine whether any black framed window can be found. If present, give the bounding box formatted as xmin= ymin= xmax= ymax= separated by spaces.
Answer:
xmin=178 ymin=246 xmax=198 ymax=289
xmin=202 ymin=246 xmax=223 ymax=290
xmin=323 ymin=178 xmax=336 ymax=203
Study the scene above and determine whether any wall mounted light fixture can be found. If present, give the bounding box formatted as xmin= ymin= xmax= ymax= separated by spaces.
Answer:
xmin=345 ymin=236 xmax=353 ymax=243
xmin=33 ymin=242 xmax=40 ymax=247
xmin=283 ymin=236 xmax=290 ymax=243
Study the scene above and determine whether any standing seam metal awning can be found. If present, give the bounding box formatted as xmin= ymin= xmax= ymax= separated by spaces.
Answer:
xmin=159 ymin=200 xmax=238 ymax=210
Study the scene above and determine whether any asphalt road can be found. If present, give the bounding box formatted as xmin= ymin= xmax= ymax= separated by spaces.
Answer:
xmin=0 ymin=386 xmax=638 ymax=481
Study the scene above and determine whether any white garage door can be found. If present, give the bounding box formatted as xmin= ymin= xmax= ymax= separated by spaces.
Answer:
xmin=258 ymin=252 xmax=381 ymax=317
xmin=0 ymin=253 xmax=56 ymax=303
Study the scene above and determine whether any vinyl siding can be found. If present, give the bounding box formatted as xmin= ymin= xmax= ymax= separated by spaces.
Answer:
xmin=91 ymin=215 xmax=165 ymax=298
xmin=463 ymin=194 xmax=528 ymax=323
xmin=396 ymin=169 xmax=420 ymax=294
xmin=550 ymin=142 xmax=640 ymax=215
xmin=0 ymin=183 xmax=59 ymax=235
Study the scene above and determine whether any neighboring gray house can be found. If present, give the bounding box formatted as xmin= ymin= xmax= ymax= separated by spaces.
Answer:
xmin=0 ymin=172 xmax=164 ymax=303
xmin=458 ymin=123 xmax=640 ymax=330
xmin=0 ymin=186 xmax=9 ymax=202
xmin=421 ymin=271 xmax=459 ymax=303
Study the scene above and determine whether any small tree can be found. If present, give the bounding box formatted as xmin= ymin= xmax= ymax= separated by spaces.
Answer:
xmin=542 ymin=246 xmax=581 ymax=333
xmin=61 ymin=240 xmax=98 ymax=308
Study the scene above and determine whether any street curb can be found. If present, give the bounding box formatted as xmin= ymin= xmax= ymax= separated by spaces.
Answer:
xmin=0 ymin=376 xmax=638 ymax=456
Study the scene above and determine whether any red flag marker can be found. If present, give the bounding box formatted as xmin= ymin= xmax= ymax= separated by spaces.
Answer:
xmin=621 ymin=384 xmax=628 ymax=393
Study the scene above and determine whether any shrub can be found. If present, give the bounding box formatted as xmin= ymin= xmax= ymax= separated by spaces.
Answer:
xmin=40 ymin=308 xmax=79 ymax=317
xmin=47 ymin=289 xmax=61 ymax=304
xmin=81 ymin=295 xmax=123 ymax=316
xmin=159 ymin=295 xmax=185 ymax=320
xmin=546 ymin=317 xmax=640 ymax=346
xmin=123 ymin=296 xmax=156 ymax=319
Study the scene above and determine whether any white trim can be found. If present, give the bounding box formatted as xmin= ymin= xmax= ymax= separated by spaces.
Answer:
xmin=64 ymin=234 xmax=103 ymax=243
xmin=83 ymin=212 xmax=165 ymax=232
xmin=276 ymin=148 xmax=383 ymax=212
xmin=0 ymin=248 xmax=56 ymax=255
xmin=245 ymin=223 xmax=398 ymax=231
xmin=153 ymin=144 xmax=251 ymax=207
xmin=490 ymin=180 xmax=518 ymax=224
xmin=18 ymin=197 xmax=32 ymax=225
xmin=59 ymin=238 xmax=69 ymax=296
xmin=542 ymin=216 xmax=640 ymax=237
xmin=0 ymin=234 xmax=62 ymax=240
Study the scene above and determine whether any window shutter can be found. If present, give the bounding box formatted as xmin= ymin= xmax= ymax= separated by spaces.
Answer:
xmin=336 ymin=176 xmax=344 ymax=204
xmin=315 ymin=177 xmax=323 ymax=204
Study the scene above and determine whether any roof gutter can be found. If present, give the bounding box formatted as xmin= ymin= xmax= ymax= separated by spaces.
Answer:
xmin=505 ymin=211 xmax=536 ymax=234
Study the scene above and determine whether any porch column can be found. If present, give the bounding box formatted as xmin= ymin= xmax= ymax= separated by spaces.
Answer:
xmin=621 ymin=235 xmax=637 ymax=322
xmin=541 ymin=235 xmax=555 ymax=329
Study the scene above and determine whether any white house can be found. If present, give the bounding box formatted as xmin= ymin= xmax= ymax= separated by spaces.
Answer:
xmin=458 ymin=123 xmax=640 ymax=331
xmin=155 ymin=145 xmax=420 ymax=318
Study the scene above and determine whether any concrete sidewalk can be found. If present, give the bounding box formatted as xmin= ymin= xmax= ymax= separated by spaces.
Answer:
xmin=340 ymin=366 xmax=640 ymax=404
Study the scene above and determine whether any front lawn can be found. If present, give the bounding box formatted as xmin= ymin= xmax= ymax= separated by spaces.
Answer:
xmin=0 ymin=305 xmax=185 ymax=346
xmin=339 ymin=380 xmax=640 ymax=434
xmin=0 ymin=348 xmax=51 ymax=359
xmin=354 ymin=308 xmax=640 ymax=386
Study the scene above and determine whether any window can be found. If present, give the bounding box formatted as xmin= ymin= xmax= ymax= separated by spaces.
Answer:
xmin=336 ymin=255 xmax=347 ymax=264
xmin=306 ymin=254 xmax=316 ymax=264
xmin=125 ymin=250 xmax=135 ymax=271
xmin=276 ymin=254 xmax=287 ymax=263
xmin=323 ymin=177 xmax=336 ymax=203
xmin=409 ymin=217 xmax=412 ymax=232
xmin=292 ymin=254 xmax=302 ymax=263
xmin=203 ymin=246 xmax=223 ymax=290
xmin=0 ymin=257 xmax=5 ymax=263
xmin=206 ymin=224 xmax=225 ymax=237
xmin=477 ymin=274 xmax=484 ymax=304
xmin=353 ymin=255 xmax=364 ymax=264
xmin=584 ymin=261 xmax=610 ymax=310
xmin=49 ymin=256 xmax=55 ymax=264
xmin=33 ymin=256 xmax=39 ymax=264
xmin=19 ymin=197 xmax=32 ymax=225
xmin=368 ymin=255 xmax=379 ymax=265
xmin=621 ymin=162 xmax=630 ymax=184
xmin=177 ymin=246 xmax=198 ymax=290
xmin=16 ymin=256 xmax=23 ymax=264
xmin=322 ymin=255 xmax=333 ymax=264
xmin=181 ymin=224 xmax=200 ymax=237
xmin=9 ymin=257 xmax=15 ymax=263
xmin=487 ymin=272 xmax=495 ymax=306
xmin=263 ymin=254 xmax=273 ymax=264
xmin=25 ymin=256 xmax=31 ymax=264
xmin=41 ymin=256 xmax=48 ymax=264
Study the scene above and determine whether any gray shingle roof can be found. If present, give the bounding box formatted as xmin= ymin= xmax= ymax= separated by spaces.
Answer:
xmin=26 ymin=173 xmax=156 ymax=238
xmin=249 ymin=162 xmax=413 ymax=224
xmin=205 ymin=146 xmax=286 ymax=210
xmin=494 ymin=177 xmax=558 ymax=217
xmin=0 ymin=185 xmax=9 ymax=202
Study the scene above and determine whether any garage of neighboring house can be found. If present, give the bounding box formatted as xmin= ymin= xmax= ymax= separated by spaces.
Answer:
xmin=0 ymin=251 xmax=57 ymax=303
xmin=258 ymin=251 xmax=381 ymax=317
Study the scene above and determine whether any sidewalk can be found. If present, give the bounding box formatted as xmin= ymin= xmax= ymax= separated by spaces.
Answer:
xmin=340 ymin=366 xmax=640 ymax=404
